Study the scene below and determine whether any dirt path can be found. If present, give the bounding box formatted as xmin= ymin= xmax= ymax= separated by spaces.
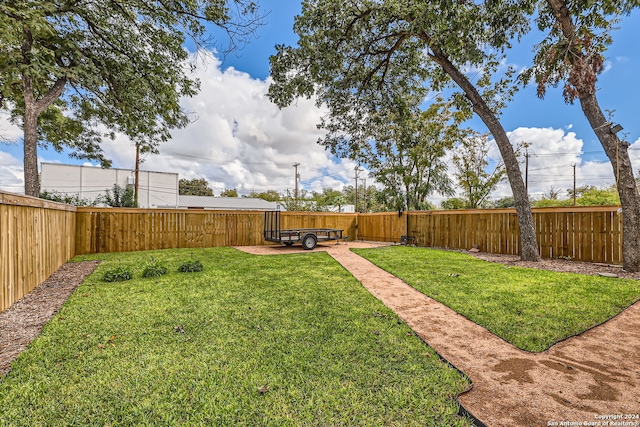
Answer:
xmin=237 ymin=242 xmax=640 ymax=427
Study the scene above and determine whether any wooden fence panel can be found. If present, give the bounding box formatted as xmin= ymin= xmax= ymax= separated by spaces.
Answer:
xmin=1 ymin=192 xmax=76 ymax=313
xmin=366 ymin=206 xmax=623 ymax=264
xmin=75 ymin=209 xmax=354 ymax=254
xmin=75 ymin=208 xmax=268 ymax=255
xmin=356 ymin=212 xmax=406 ymax=243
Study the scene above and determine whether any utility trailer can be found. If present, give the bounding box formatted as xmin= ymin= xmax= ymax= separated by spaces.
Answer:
xmin=263 ymin=211 xmax=346 ymax=250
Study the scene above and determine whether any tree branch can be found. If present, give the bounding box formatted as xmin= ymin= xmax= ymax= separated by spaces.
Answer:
xmin=33 ymin=77 xmax=68 ymax=115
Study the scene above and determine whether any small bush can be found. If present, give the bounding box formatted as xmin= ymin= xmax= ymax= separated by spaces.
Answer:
xmin=141 ymin=258 xmax=168 ymax=278
xmin=178 ymin=259 xmax=204 ymax=273
xmin=102 ymin=265 xmax=133 ymax=282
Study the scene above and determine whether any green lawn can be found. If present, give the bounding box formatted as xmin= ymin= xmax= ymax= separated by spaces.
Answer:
xmin=353 ymin=246 xmax=640 ymax=352
xmin=0 ymin=247 xmax=472 ymax=427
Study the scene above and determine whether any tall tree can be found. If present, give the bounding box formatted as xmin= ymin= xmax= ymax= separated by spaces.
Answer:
xmin=452 ymin=132 xmax=508 ymax=209
xmin=359 ymin=101 xmax=456 ymax=211
xmin=268 ymin=0 xmax=541 ymax=261
xmin=314 ymin=188 xmax=347 ymax=212
xmin=280 ymin=188 xmax=312 ymax=211
xmin=247 ymin=190 xmax=281 ymax=202
xmin=220 ymin=188 xmax=239 ymax=197
xmin=0 ymin=0 xmax=262 ymax=196
xmin=179 ymin=178 xmax=214 ymax=196
xmin=527 ymin=0 xmax=640 ymax=270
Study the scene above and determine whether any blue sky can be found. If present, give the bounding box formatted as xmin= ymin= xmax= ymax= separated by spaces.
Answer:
xmin=1 ymin=1 xmax=639 ymax=203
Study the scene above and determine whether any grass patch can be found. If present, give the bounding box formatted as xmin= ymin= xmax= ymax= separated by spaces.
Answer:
xmin=353 ymin=246 xmax=640 ymax=352
xmin=0 ymin=247 xmax=472 ymax=427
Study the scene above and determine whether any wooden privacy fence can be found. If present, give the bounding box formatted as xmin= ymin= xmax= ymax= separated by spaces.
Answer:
xmin=0 ymin=191 xmax=76 ymax=313
xmin=0 ymin=198 xmax=626 ymax=314
xmin=72 ymin=206 xmax=626 ymax=264
xmin=75 ymin=208 xmax=265 ymax=255
xmin=75 ymin=208 xmax=358 ymax=255
xmin=357 ymin=212 xmax=407 ymax=243
xmin=371 ymin=206 xmax=622 ymax=265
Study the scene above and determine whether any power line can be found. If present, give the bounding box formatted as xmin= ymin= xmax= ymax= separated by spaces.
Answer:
xmin=161 ymin=150 xmax=293 ymax=167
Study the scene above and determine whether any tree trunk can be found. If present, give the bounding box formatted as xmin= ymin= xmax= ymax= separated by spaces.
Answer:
xmin=20 ymin=26 xmax=68 ymax=196
xmin=19 ymin=73 xmax=68 ymax=197
xmin=430 ymin=49 xmax=540 ymax=261
xmin=543 ymin=0 xmax=640 ymax=271
xmin=579 ymin=93 xmax=640 ymax=272
xmin=22 ymin=104 xmax=40 ymax=197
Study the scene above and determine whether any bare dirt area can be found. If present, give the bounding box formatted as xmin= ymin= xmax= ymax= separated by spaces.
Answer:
xmin=236 ymin=243 xmax=640 ymax=427
xmin=0 ymin=261 xmax=100 ymax=377
xmin=468 ymin=251 xmax=640 ymax=280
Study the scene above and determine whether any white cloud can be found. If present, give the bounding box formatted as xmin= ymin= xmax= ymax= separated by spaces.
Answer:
xmin=0 ymin=53 xmax=353 ymax=197
xmin=2 ymin=52 xmax=638 ymax=202
xmin=489 ymin=127 xmax=617 ymax=201
xmin=0 ymin=111 xmax=22 ymax=143
xmin=429 ymin=126 xmax=628 ymax=206
xmin=95 ymin=53 xmax=353 ymax=195
xmin=0 ymin=151 xmax=24 ymax=193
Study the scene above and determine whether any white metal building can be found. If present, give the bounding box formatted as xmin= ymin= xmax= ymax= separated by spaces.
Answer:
xmin=40 ymin=163 xmax=179 ymax=208
xmin=170 ymin=195 xmax=283 ymax=211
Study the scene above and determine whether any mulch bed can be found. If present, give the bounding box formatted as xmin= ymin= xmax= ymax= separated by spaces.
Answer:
xmin=0 ymin=261 xmax=100 ymax=377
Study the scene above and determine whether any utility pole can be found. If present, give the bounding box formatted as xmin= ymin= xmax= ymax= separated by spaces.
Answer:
xmin=524 ymin=148 xmax=530 ymax=195
xmin=134 ymin=143 xmax=140 ymax=207
xmin=572 ymin=164 xmax=576 ymax=206
xmin=354 ymin=166 xmax=361 ymax=213
xmin=361 ymin=177 xmax=367 ymax=213
xmin=354 ymin=166 xmax=361 ymax=240
xmin=293 ymin=163 xmax=300 ymax=201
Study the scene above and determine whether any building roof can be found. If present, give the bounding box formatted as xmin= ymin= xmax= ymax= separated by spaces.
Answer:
xmin=176 ymin=195 xmax=283 ymax=211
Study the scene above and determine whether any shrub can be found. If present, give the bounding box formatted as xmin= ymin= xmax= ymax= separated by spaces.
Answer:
xmin=178 ymin=259 xmax=204 ymax=273
xmin=102 ymin=265 xmax=133 ymax=282
xmin=141 ymin=258 xmax=168 ymax=278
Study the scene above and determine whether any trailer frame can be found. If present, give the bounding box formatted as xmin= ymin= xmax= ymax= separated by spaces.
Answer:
xmin=263 ymin=211 xmax=345 ymax=250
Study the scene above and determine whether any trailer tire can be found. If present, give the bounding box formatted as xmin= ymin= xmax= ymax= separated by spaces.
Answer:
xmin=301 ymin=234 xmax=318 ymax=250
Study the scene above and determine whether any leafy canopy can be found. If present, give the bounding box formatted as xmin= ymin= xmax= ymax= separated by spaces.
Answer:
xmin=179 ymin=178 xmax=214 ymax=196
xmin=0 ymin=0 xmax=262 ymax=171
xmin=362 ymin=101 xmax=459 ymax=211
xmin=268 ymin=0 xmax=533 ymax=158
xmin=525 ymin=0 xmax=637 ymax=102
xmin=452 ymin=131 xmax=510 ymax=209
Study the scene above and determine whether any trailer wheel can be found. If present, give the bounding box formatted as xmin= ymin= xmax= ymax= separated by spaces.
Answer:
xmin=284 ymin=242 xmax=293 ymax=246
xmin=301 ymin=234 xmax=318 ymax=250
